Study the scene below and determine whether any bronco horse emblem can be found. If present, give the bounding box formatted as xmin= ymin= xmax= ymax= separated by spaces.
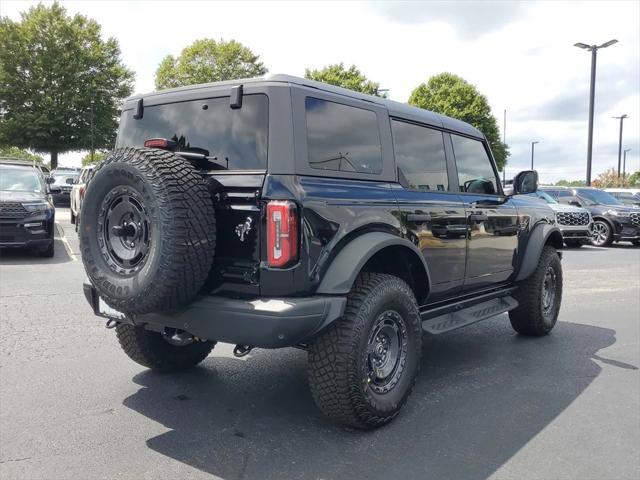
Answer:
xmin=235 ymin=216 xmax=253 ymax=242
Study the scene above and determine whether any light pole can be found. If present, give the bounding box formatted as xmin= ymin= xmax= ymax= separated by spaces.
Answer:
xmin=574 ymin=39 xmax=618 ymax=186
xmin=531 ymin=141 xmax=539 ymax=170
xmin=503 ymin=109 xmax=507 ymax=184
xmin=623 ymin=148 xmax=631 ymax=179
xmin=613 ymin=114 xmax=628 ymax=177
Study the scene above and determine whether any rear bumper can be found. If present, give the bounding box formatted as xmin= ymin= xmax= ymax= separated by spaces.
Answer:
xmin=83 ymin=283 xmax=346 ymax=348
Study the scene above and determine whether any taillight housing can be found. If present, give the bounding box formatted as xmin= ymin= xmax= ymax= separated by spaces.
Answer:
xmin=79 ymin=185 xmax=86 ymax=199
xmin=266 ymin=200 xmax=298 ymax=268
xmin=143 ymin=138 xmax=176 ymax=149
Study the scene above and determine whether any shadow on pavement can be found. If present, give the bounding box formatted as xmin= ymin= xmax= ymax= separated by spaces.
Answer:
xmin=123 ymin=320 xmax=624 ymax=480
xmin=0 ymin=238 xmax=72 ymax=265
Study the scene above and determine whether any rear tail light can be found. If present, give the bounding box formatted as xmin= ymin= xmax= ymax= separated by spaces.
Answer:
xmin=266 ymin=200 xmax=298 ymax=268
xmin=79 ymin=185 xmax=86 ymax=199
xmin=143 ymin=138 xmax=176 ymax=149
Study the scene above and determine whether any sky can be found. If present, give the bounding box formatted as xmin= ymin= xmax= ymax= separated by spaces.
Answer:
xmin=2 ymin=0 xmax=639 ymax=183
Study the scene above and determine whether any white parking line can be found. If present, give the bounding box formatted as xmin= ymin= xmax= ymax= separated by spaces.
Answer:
xmin=55 ymin=222 xmax=78 ymax=261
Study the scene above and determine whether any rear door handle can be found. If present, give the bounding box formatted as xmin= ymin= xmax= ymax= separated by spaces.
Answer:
xmin=407 ymin=213 xmax=431 ymax=223
xmin=469 ymin=213 xmax=489 ymax=222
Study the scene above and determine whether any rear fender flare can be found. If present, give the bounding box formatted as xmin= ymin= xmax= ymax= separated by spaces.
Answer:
xmin=316 ymin=232 xmax=431 ymax=296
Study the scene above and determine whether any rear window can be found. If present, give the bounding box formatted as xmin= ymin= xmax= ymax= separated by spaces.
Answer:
xmin=305 ymin=97 xmax=382 ymax=174
xmin=117 ymin=94 xmax=268 ymax=171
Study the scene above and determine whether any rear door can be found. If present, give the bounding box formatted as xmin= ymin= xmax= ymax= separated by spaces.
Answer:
xmin=391 ymin=119 xmax=467 ymax=303
xmin=449 ymin=133 xmax=519 ymax=290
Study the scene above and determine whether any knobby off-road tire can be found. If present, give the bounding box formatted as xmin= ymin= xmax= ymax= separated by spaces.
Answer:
xmin=308 ymin=273 xmax=422 ymax=429
xmin=509 ymin=245 xmax=563 ymax=336
xmin=116 ymin=324 xmax=215 ymax=372
xmin=80 ymin=148 xmax=216 ymax=315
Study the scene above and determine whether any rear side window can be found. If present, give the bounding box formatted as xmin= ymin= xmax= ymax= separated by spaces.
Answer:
xmin=117 ymin=94 xmax=268 ymax=171
xmin=305 ymin=97 xmax=382 ymax=174
xmin=391 ymin=120 xmax=448 ymax=191
xmin=451 ymin=135 xmax=498 ymax=195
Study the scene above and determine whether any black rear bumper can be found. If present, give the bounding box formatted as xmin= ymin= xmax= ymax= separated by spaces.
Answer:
xmin=83 ymin=283 xmax=346 ymax=348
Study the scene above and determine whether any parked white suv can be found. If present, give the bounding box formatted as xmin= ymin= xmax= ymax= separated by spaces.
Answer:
xmin=70 ymin=165 xmax=94 ymax=230
xmin=528 ymin=190 xmax=593 ymax=247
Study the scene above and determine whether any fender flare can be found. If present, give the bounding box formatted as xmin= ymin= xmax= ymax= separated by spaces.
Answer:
xmin=316 ymin=232 xmax=431 ymax=295
xmin=515 ymin=223 xmax=563 ymax=282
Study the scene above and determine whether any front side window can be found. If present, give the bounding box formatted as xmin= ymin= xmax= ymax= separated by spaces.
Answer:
xmin=118 ymin=94 xmax=269 ymax=171
xmin=305 ymin=97 xmax=382 ymax=174
xmin=391 ymin=120 xmax=448 ymax=191
xmin=451 ymin=135 xmax=498 ymax=195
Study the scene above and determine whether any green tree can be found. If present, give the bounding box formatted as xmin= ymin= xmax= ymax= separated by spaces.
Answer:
xmin=555 ymin=179 xmax=586 ymax=187
xmin=408 ymin=73 xmax=508 ymax=170
xmin=81 ymin=150 xmax=106 ymax=166
xmin=0 ymin=2 xmax=134 ymax=169
xmin=627 ymin=171 xmax=640 ymax=187
xmin=155 ymin=39 xmax=267 ymax=90
xmin=305 ymin=63 xmax=384 ymax=96
xmin=592 ymin=168 xmax=632 ymax=188
xmin=0 ymin=146 xmax=45 ymax=164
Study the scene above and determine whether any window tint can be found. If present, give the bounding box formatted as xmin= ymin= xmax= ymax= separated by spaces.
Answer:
xmin=118 ymin=94 xmax=269 ymax=170
xmin=391 ymin=120 xmax=448 ymax=191
xmin=451 ymin=135 xmax=498 ymax=195
xmin=305 ymin=97 xmax=382 ymax=174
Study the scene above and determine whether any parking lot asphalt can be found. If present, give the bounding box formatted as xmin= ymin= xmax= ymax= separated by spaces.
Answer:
xmin=1 ymin=208 xmax=639 ymax=480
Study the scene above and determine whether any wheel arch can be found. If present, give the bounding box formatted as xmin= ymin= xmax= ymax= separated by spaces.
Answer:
xmin=515 ymin=223 xmax=563 ymax=282
xmin=316 ymin=232 xmax=431 ymax=305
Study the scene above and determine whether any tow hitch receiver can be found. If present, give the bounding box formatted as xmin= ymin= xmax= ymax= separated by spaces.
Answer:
xmin=233 ymin=345 xmax=253 ymax=357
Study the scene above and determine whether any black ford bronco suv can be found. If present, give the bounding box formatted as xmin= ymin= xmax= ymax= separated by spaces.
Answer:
xmin=81 ymin=74 xmax=563 ymax=429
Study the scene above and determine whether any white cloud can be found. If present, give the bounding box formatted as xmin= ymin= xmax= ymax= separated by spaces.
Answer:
xmin=3 ymin=0 xmax=639 ymax=182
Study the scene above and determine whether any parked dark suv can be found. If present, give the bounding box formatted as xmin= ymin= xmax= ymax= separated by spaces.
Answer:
xmin=81 ymin=75 xmax=564 ymax=429
xmin=0 ymin=159 xmax=56 ymax=256
xmin=541 ymin=186 xmax=640 ymax=246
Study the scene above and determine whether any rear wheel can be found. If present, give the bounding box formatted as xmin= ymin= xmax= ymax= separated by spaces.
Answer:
xmin=308 ymin=273 xmax=422 ymax=429
xmin=591 ymin=220 xmax=613 ymax=247
xmin=80 ymin=147 xmax=216 ymax=315
xmin=509 ymin=245 xmax=563 ymax=336
xmin=116 ymin=324 xmax=215 ymax=372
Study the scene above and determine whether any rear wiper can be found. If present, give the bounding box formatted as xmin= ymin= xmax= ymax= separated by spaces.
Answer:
xmin=175 ymin=151 xmax=229 ymax=170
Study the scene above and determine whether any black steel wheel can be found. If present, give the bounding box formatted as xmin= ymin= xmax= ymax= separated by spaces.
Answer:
xmin=308 ymin=273 xmax=422 ymax=429
xmin=510 ymin=245 xmax=563 ymax=336
xmin=80 ymin=148 xmax=216 ymax=315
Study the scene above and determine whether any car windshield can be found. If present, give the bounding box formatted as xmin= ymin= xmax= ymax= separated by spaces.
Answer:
xmin=0 ymin=166 xmax=44 ymax=192
xmin=52 ymin=172 xmax=79 ymax=185
xmin=528 ymin=190 xmax=557 ymax=204
xmin=576 ymin=188 xmax=622 ymax=206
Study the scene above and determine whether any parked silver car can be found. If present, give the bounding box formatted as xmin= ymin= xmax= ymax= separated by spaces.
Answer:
xmin=528 ymin=190 xmax=593 ymax=247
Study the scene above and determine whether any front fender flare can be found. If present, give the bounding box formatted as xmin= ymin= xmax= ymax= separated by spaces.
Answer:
xmin=515 ymin=223 xmax=563 ymax=282
xmin=316 ymin=232 xmax=431 ymax=295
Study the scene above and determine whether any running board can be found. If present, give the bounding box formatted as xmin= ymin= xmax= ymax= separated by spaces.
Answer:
xmin=422 ymin=296 xmax=518 ymax=334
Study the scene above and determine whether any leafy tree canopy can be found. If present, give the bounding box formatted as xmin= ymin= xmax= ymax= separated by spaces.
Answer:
xmin=155 ymin=39 xmax=267 ymax=90
xmin=555 ymin=179 xmax=586 ymax=187
xmin=0 ymin=2 xmax=134 ymax=169
xmin=81 ymin=150 xmax=107 ymax=167
xmin=408 ymin=73 xmax=508 ymax=171
xmin=0 ymin=146 xmax=45 ymax=164
xmin=627 ymin=171 xmax=640 ymax=187
xmin=305 ymin=63 xmax=385 ymax=96
xmin=592 ymin=168 xmax=637 ymax=188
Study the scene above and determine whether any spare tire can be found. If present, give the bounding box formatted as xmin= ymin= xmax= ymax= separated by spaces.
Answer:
xmin=80 ymin=147 xmax=216 ymax=315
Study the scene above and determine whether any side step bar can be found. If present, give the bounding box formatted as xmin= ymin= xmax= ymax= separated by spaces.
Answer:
xmin=422 ymin=296 xmax=518 ymax=335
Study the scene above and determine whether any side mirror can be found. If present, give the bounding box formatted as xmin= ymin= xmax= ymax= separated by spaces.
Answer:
xmin=512 ymin=170 xmax=538 ymax=195
xmin=46 ymin=176 xmax=55 ymax=184
xmin=569 ymin=200 xmax=582 ymax=207
xmin=65 ymin=178 xmax=75 ymax=185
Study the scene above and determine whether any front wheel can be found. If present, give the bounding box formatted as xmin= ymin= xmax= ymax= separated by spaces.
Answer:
xmin=115 ymin=324 xmax=215 ymax=372
xmin=509 ymin=246 xmax=563 ymax=336
xmin=591 ymin=220 xmax=613 ymax=247
xmin=308 ymin=273 xmax=422 ymax=429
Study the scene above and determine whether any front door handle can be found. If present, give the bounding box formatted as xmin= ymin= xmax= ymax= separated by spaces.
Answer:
xmin=407 ymin=213 xmax=431 ymax=223
xmin=469 ymin=213 xmax=489 ymax=222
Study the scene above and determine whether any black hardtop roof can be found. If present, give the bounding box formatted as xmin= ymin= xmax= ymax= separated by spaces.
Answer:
xmin=126 ymin=74 xmax=484 ymax=139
